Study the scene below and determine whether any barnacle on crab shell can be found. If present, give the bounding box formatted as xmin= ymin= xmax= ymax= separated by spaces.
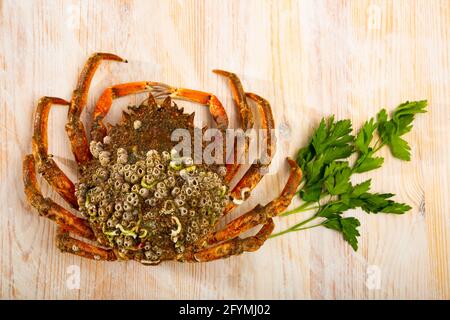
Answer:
xmin=76 ymin=102 xmax=229 ymax=263
xmin=23 ymin=53 xmax=301 ymax=264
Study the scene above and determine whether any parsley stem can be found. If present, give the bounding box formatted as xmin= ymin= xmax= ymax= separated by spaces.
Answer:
xmin=269 ymin=215 xmax=320 ymax=238
xmin=279 ymin=201 xmax=318 ymax=216
xmin=372 ymin=143 xmax=384 ymax=153
xmin=372 ymin=137 xmax=385 ymax=153
xmin=291 ymin=222 xmax=326 ymax=231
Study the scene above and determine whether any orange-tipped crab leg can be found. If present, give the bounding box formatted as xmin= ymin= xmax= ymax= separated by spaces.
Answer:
xmin=57 ymin=228 xmax=117 ymax=261
xmin=213 ymin=70 xmax=253 ymax=129
xmin=90 ymin=81 xmax=155 ymax=141
xmin=213 ymin=70 xmax=254 ymax=183
xmin=224 ymin=93 xmax=276 ymax=214
xmin=32 ymin=97 xmax=78 ymax=208
xmin=185 ymin=220 xmax=274 ymax=262
xmin=66 ymin=52 xmax=127 ymax=164
xmin=207 ymin=158 xmax=302 ymax=245
xmin=150 ymin=82 xmax=229 ymax=130
xmin=23 ymin=155 xmax=95 ymax=240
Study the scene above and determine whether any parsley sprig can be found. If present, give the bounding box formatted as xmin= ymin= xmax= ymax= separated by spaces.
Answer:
xmin=271 ymin=101 xmax=427 ymax=250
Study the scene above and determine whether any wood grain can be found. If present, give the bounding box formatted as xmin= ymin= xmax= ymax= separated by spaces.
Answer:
xmin=1 ymin=0 xmax=449 ymax=299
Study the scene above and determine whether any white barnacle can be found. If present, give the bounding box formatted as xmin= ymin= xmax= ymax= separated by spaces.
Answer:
xmin=72 ymin=245 xmax=79 ymax=252
xmin=179 ymin=169 xmax=188 ymax=179
xmin=170 ymin=216 xmax=182 ymax=242
xmin=231 ymin=187 xmax=250 ymax=205
xmin=181 ymin=157 xmax=193 ymax=166
xmin=146 ymin=150 xmax=157 ymax=158
xmin=133 ymin=120 xmax=142 ymax=130
xmin=169 ymin=159 xmax=182 ymax=170
xmin=99 ymin=157 xmax=110 ymax=166
xmin=161 ymin=151 xmax=170 ymax=161
xmin=89 ymin=141 xmax=103 ymax=158
xmin=240 ymin=187 xmax=251 ymax=200
xmin=89 ymin=141 xmax=97 ymax=157
xmin=117 ymin=154 xmax=128 ymax=164
xmin=99 ymin=151 xmax=111 ymax=159
xmin=170 ymin=148 xmax=179 ymax=159
xmin=217 ymin=166 xmax=227 ymax=176
xmin=103 ymin=135 xmax=111 ymax=144
xmin=139 ymin=188 xmax=149 ymax=198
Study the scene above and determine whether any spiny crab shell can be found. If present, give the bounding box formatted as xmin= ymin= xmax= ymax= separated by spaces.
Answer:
xmin=75 ymin=98 xmax=229 ymax=264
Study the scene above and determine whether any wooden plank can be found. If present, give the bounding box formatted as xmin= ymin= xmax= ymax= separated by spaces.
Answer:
xmin=0 ymin=0 xmax=448 ymax=299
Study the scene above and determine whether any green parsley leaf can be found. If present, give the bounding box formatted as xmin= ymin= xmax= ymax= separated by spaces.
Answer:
xmin=389 ymin=135 xmax=411 ymax=160
xmin=356 ymin=192 xmax=411 ymax=214
xmin=324 ymin=161 xmax=352 ymax=195
xmin=274 ymin=101 xmax=426 ymax=251
xmin=323 ymin=217 xmax=361 ymax=251
xmin=354 ymin=155 xmax=384 ymax=173
xmin=350 ymin=180 xmax=371 ymax=197
xmin=299 ymin=184 xmax=322 ymax=202
xmin=377 ymin=101 xmax=427 ymax=161
xmin=392 ymin=100 xmax=428 ymax=135
xmin=355 ymin=118 xmax=377 ymax=154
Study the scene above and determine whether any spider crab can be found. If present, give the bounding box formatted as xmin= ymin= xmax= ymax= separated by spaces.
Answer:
xmin=23 ymin=53 xmax=302 ymax=264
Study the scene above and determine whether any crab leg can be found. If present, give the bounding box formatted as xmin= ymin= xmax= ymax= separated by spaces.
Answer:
xmin=23 ymin=155 xmax=95 ymax=240
xmin=66 ymin=52 xmax=127 ymax=164
xmin=31 ymin=97 xmax=78 ymax=208
xmin=90 ymin=81 xmax=155 ymax=141
xmin=156 ymin=85 xmax=229 ymax=130
xmin=186 ymin=220 xmax=274 ymax=262
xmin=224 ymin=93 xmax=276 ymax=214
xmin=207 ymin=158 xmax=302 ymax=245
xmin=213 ymin=70 xmax=254 ymax=183
xmin=57 ymin=228 xmax=116 ymax=261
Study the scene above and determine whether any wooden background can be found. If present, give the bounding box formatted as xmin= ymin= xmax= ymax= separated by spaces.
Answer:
xmin=1 ymin=0 xmax=449 ymax=299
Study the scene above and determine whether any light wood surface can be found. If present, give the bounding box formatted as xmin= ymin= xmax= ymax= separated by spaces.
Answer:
xmin=1 ymin=0 xmax=449 ymax=299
